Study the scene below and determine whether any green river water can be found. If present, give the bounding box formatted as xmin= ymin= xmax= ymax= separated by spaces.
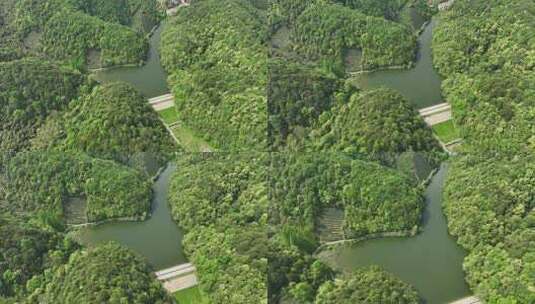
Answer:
xmin=81 ymin=16 xmax=470 ymax=303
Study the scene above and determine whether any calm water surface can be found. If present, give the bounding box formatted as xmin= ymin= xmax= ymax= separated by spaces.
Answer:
xmin=353 ymin=20 xmax=443 ymax=109
xmin=320 ymin=165 xmax=471 ymax=303
xmin=92 ymin=23 xmax=169 ymax=98
xmin=78 ymin=165 xmax=186 ymax=269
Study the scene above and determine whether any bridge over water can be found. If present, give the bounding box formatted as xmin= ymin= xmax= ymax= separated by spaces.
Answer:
xmin=155 ymin=262 xmax=198 ymax=293
xmin=418 ymin=102 xmax=451 ymax=126
xmin=450 ymin=296 xmax=482 ymax=304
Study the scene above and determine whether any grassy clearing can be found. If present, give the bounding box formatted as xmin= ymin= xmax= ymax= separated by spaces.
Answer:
xmin=157 ymin=107 xmax=179 ymax=125
xmin=173 ymin=286 xmax=210 ymax=304
xmin=432 ymin=120 xmax=460 ymax=144
xmin=170 ymin=124 xmax=213 ymax=152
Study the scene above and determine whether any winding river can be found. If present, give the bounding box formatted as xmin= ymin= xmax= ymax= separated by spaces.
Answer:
xmin=82 ymin=12 xmax=469 ymax=303
xmin=78 ymin=23 xmax=187 ymax=270
xmin=320 ymin=17 xmax=471 ymax=304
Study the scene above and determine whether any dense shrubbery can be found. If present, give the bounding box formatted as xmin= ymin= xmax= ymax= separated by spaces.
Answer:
xmin=169 ymin=153 xmax=268 ymax=303
xmin=39 ymin=82 xmax=176 ymax=169
xmin=315 ymin=266 xmax=420 ymax=304
xmin=1 ymin=0 xmax=159 ymax=68
xmin=268 ymin=58 xmax=346 ymax=149
xmin=0 ymin=217 xmax=79 ymax=298
xmin=0 ymin=151 xmax=152 ymax=224
xmin=291 ymin=2 xmax=416 ymax=69
xmin=26 ymin=243 xmax=172 ymax=303
xmin=161 ymin=0 xmax=267 ymax=150
xmin=444 ymin=155 xmax=535 ymax=303
xmin=0 ymin=59 xmax=87 ymax=153
xmin=271 ymin=153 xmax=423 ymax=237
xmin=310 ymin=87 xmax=443 ymax=164
xmin=434 ymin=0 xmax=535 ymax=302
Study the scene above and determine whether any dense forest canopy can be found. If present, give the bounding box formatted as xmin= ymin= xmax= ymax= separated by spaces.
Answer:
xmin=310 ymin=87 xmax=444 ymax=164
xmin=0 ymin=0 xmax=161 ymax=68
xmin=444 ymin=155 xmax=535 ymax=303
xmin=314 ymin=266 xmax=420 ymax=304
xmin=26 ymin=243 xmax=172 ymax=303
xmin=434 ymin=0 xmax=535 ymax=302
xmin=0 ymin=59 xmax=88 ymax=153
xmin=0 ymin=151 xmax=152 ymax=225
xmin=292 ymin=1 xmax=416 ymax=69
xmin=0 ymin=217 xmax=79 ymax=298
xmin=41 ymin=82 xmax=176 ymax=170
xmin=161 ymin=0 xmax=267 ymax=151
xmin=433 ymin=0 xmax=535 ymax=156
xmin=268 ymin=58 xmax=345 ymax=149
xmin=169 ymin=153 xmax=268 ymax=303
xmin=270 ymin=153 xmax=424 ymax=238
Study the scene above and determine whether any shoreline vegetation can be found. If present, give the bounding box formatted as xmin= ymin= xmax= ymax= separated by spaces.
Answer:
xmin=314 ymin=166 xmax=438 ymax=254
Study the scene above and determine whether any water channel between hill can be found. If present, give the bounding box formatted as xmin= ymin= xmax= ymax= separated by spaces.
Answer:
xmin=83 ymin=15 xmax=469 ymax=303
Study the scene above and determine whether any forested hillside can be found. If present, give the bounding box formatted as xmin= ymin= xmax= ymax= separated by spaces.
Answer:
xmin=0 ymin=151 xmax=152 ymax=225
xmin=309 ymin=87 xmax=443 ymax=164
xmin=0 ymin=59 xmax=88 ymax=153
xmin=161 ymin=0 xmax=267 ymax=150
xmin=26 ymin=243 xmax=171 ymax=303
xmin=434 ymin=0 xmax=535 ymax=302
xmin=268 ymin=152 xmax=425 ymax=303
xmin=270 ymin=153 xmax=424 ymax=237
xmin=0 ymin=217 xmax=79 ymax=297
xmin=0 ymin=0 xmax=161 ymax=68
xmin=37 ymin=82 xmax=176 ymax=170
xmin=169 ymin=153 xmax=268 ymax=303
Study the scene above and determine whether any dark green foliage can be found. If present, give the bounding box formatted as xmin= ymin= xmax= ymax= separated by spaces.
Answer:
xmin=0 ymin=59 xmax=87 ymax=153
xmin=333 ymin=0 xmax=404 ymax=20
xmin=161 ymin=0 xmax=267 ymax=150
xmin=268 ymin=235 xmax=334 ymax=303
xmin=169 ymin=153 xmax=268 ymax=303
xmin=5 ymin=0 xmax=156 ymax=68
xmin=271 ymin=153 xmax=424 ymax=238
xmin=444 ymin=155 xmax=535 ymax=303
xmin=0 ymin=217 xmax=79 ymax=297
xmin=268 ymin=58 xmax=346 ymax=150
xmin=0 ymin=151 xmax=152 ymax=224
xmin=292 ymin=2 xmax=416 ymax=69
xmin=169 ymin=153 xmax=267 ymax=231
xmin=26 ymin=243 xmax=172 ymax=303
xmin=311 ymin=88 xmax=443 ymax=164
xmin=315 ymin=266 xmax=420 ymax=304
xmin=40 ymin=9 xmax=148 ymax=67
xmin=55 ymin=82 xmax=175 ymax=169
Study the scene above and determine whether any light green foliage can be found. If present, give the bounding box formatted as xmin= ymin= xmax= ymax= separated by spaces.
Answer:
xmin=444 ymin=155 xmax=535 ymax=303
xmin=173 ymin=286 xmax=210 ymax=304
xmin=431 ymin=120 xmax=459 ymax=144
xmin=169 ymin=153 xmax=268 ymax=303
xmin=161 ymin=0 xmax=267 ymax=150
xmin=26 ymin=243 xmax=172 ymax=303
xmin=315 ymin=266 xmax=420 ymax=304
